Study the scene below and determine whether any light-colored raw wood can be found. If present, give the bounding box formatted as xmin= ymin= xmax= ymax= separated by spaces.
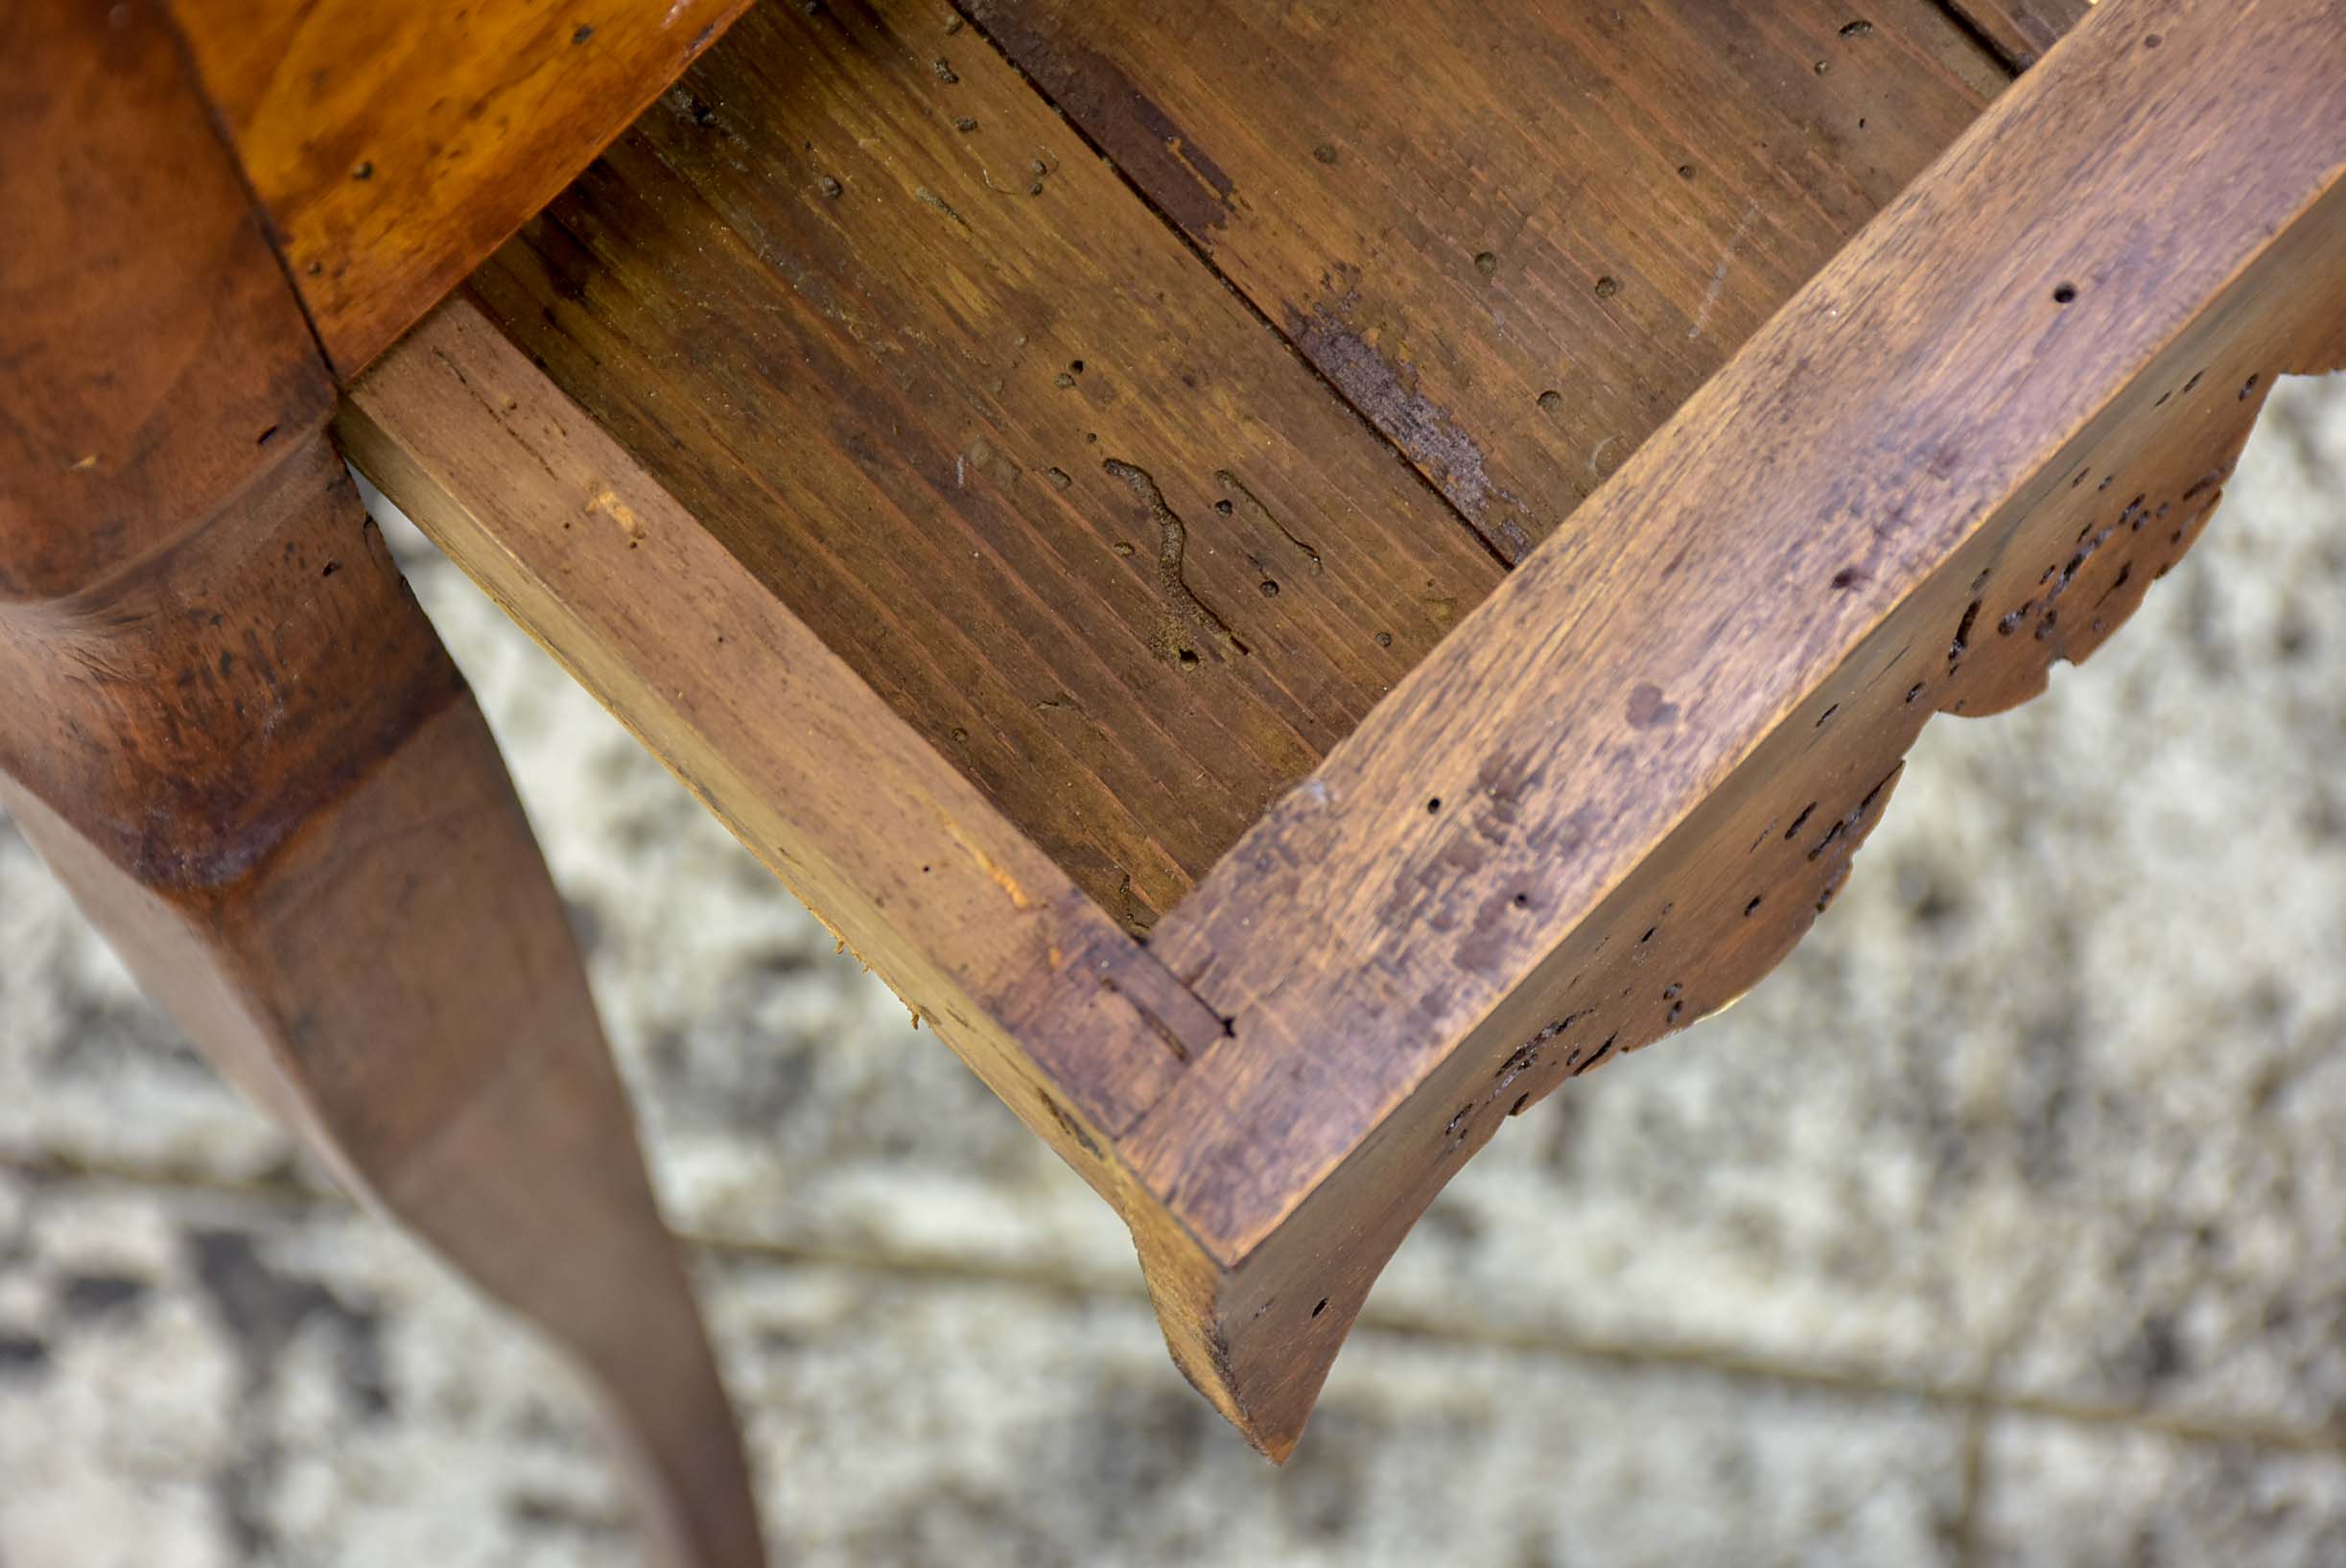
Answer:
xmin=338 ymin=300 xmax=1216 ymax=1165
xmin=169 ymin=0 xmax=749 ymax=374
xmin=3 ymin=8 xmax=764 ymax=1555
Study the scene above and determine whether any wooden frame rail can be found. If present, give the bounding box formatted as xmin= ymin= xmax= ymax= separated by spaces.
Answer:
xmin=344 ymin=0 xmax=2346 ymax=1461
xmin=1128 ymin=0 xmax=2346 ymax=1454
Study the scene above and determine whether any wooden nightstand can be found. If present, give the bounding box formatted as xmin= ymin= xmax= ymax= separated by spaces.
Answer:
xmin=7 ymin=0 xmax=2339 ymax=1559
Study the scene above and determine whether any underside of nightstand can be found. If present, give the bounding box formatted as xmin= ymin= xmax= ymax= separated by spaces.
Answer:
xmin=342 ymin=0 xmax=2346 ymax=1461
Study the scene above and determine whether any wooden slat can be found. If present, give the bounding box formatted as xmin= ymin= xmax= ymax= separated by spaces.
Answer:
xmin=1944 ymin=0 xmax=2095 ymax=66
xmin=340 ymin=299 xmax=1217 ymax=1157
xmin=968 ymin=0 xmax=2007 ymax=560
xmin=170 ymin=0 xmax=748 ymax=374
xmin=0 ymin=0 xmax=330 ymax=601
xmin=1124 ymin=0 xmax=2346 ymax=1456
xmin=341 ymin=297 xmax=1253 ymax=1441
xmin=467 ymin=0 xmax=1508 ymax=925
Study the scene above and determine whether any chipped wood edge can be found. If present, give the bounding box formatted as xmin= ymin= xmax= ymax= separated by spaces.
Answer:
xmin=1125 ymin=0 xmax=2346 ymax=1457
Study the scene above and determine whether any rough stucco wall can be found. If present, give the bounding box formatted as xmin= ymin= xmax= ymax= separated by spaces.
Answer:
xmin=1 ymin=374 xmax=2343 ymax=1565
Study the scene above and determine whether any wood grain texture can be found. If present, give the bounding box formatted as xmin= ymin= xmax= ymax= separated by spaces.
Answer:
xmin=0 ymin=438 xmax=764 ymax=1565
xmin=1128 ymin=0 xmax=2346 ymax=1456
xmin=12 ymin=4 xmax=767 ymax=1551
xmin=0 ymin=0 xmax=330 ymax=603
xmin=1944 ymin=0 xmax=2094 ymax=67
xmin=341 ymin=296 xmax=1255 ymax=1446
xmin=170 ymin=0 xmax=748 ymax=374
xmin=340 ymin=299 xmax=1218 ymax=1174
xmin=468 ymin=0 xmax=1507 ymax=926
xmin=968 ymin=0 xmax=2006 ymax=560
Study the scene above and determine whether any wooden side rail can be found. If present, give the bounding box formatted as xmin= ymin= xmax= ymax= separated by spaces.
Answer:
xmin=336 ymin=302 xmax=1218 ymax=1157
xmin=1134 ymin=0 xmax=2346 ymax=1453
xmin=343 ymin=0 xmax=2343 ymax=1466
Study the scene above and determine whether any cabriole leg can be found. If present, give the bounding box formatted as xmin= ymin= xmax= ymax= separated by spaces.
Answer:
xmin=0 ymin=437 xmax=763 ymax=1568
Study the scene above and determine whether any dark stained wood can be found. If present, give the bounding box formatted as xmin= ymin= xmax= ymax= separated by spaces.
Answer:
xmin=170 ymin=0 xmax=749 ymax=374
xmin=1942 ymin=0 xmax=2095 ymax=67
xmin=468 ymin=0 xmax=1508 ymax=925
xmin=0 ymin=439 xmax=766 ymax=1566
xmin=0 ymin=0 xmax=331 ymax=603
xmin=1119 ymin=0 xmax=2346 ymax=1457
xmin=5 ymin=10 xmax=764 ymax=1555
xmin=968 ymin=0 xmax=2007 ymax=560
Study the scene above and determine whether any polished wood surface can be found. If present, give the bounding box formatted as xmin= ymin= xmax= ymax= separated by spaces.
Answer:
xmin=20 ymin=0 xmax=2335 ymax=1506
xmin=171 ymin=0 xmax=749 ymax=374
xmin=0 ymin=0 xmax=330 ymax=603
xmin=0 ymin=441 xmax=764 ymax=1566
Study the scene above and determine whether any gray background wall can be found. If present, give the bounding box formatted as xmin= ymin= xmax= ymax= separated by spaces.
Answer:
xmin=3 ymin=375 xmax=2343 ymax=1566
